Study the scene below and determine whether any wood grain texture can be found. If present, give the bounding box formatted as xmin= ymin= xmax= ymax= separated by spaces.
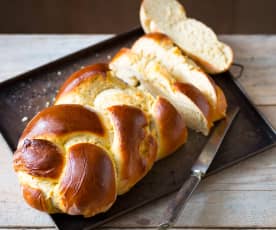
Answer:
xmin=221 ymin=35 xmax=276 ymax=106
xmin=0 ymin=134 xmax=54 ymax=227
xmin=0 ymin=35 xmax=275 ymax=229
xmin=103 ymin=148 xmax=276 ymax=228
xmin=0 ymin=35 xmax=112 ymax=83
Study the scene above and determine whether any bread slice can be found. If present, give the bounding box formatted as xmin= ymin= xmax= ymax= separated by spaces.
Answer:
xmin=140 ymin=0 xmax=233 ymax=74
xmin=131 ymin=33 xmax=227 ymax=121
xmin=110 ymin=48 xmax=213 ymax=135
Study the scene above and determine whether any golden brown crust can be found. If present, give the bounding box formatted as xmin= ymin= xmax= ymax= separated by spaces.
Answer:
xmin=174 ymin=82 xmax=213 ymax=129
xmin=153 ymin=97 xmax=187 ymax=159
xmin=139 ymin=32 xmax=169 ymax=43
xmin=22 ymin=185 xmax=50 ymax=212
xmin=109 ymin=47 xmax=135 ymax=69
xmin=205 ymin=76 xmax=227 ymax=120
xmin=213 ymin=85 xmax=227 ymax=120
xmin=13 ymin=60 xmax=189 ymax=217
xmin=107 ymin=105 xmax=157 ymax=194
xmin=59 ymin=143 xmax=116 ymax=217
xmin=133 ymin=32 xmax=175 ymax=50
xmin=55 ymin=63 xmax=128 ymax=107
xmin=111 ymin=48 xmax=132 ymax=63
xmin=13 ymin=139 xmax=64 ymax=179
xmin=56 ymin=63 xmax=109 ymax=100
xmin=19 ymin=104 xmax=105 ymax=144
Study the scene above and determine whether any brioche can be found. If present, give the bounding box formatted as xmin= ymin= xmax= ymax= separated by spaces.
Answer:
xmin=110 ymin=49 xmax=213 ymax=135
xmin=13 ymin=63 xmax=187 ymax=217
xmin=55 ymin=64 xmax=187 ymax=161
xmin=140 ymin=0 xmax=233 ymax=74
xmin=12 ymin=0 xmax=232 ymax=218
xmin=131 ymin=33 xmax=227 ymax=120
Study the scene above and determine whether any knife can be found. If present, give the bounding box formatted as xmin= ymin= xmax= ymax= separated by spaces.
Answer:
xmin=158 ymin=107 xmax=240 ymax=230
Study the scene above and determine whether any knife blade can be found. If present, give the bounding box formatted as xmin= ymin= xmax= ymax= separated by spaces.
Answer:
xmin=158 ymin=107 xmax=240 ymax=230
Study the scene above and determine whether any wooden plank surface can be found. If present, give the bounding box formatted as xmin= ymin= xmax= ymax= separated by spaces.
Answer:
xmin=0 ymin=35 xmax=112 ymax=82
xmin=0 ymin=35 xmax=275 ymax=230
xmin=221 ymin=35 xmax=276 ymax=106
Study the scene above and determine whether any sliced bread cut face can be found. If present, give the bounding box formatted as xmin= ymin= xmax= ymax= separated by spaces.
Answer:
xmin=110 ymin=48 xmax=213 ymax=135
xmin=132 ymin=33 xmax=218 ymax=117
xmin=140 ymin=0 xmax=187 ymax=33
xmin=131 ymin=33 xmax=227 ymax=121
xmin=140 ymin=0 xmax=233 ymax=74
xmin=143 ymin=62 xmax=213 ymax=135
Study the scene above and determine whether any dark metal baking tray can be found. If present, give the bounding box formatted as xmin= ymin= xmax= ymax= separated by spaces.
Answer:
xmin=0 ymin=28 xmax=275 ymax=230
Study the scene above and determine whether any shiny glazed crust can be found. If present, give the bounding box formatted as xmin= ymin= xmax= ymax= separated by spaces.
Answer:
xmin=152 ymin=97 xmax=187 ymax=159
xmin=14 ymin=104 xmax=117 ymax=217
xmin=174 ymin=82 xmax=213 ymax=130
xmin=13 ymin=63 xmax=187 ymax=217
xmin=56 ymin=63 xmax=110 ymax=100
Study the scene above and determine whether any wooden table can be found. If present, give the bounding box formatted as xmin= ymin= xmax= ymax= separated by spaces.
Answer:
xmin=0 ymin=35 xmax=275 ymax=230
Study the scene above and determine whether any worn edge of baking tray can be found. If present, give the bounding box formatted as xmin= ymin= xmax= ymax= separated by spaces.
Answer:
xmin=207 ymin=75 xmax=276 ymax=176
xmin=0 ymin=28 xmax=143 ymax=151
xmin=0 ymin=27 xmax=275 ymax=230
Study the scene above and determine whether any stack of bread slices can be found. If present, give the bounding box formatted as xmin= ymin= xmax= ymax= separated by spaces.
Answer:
xmin=111 ymin=32 xmax=230 ymax=135
xmin=111 ymin=0 xmax=233 ymax=135
xmin=110 ymin=0 xmax=233 ymax=135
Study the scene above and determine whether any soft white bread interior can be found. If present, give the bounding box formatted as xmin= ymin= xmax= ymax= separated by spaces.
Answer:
xmin=131 ymin=33 xmax=227 ymax=120
xmin=110 ymin=48 xmax=213 ymax=135
xmin=140 ymin=0 xmax=233 ymax=74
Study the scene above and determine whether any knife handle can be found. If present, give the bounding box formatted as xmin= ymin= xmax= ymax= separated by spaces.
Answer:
xmin=158 ymin=171 xmax=202 ymax=230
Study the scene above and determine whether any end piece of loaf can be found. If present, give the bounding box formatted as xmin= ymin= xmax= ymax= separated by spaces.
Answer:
xmin=140 ymin=0 xmax=234 ymax=74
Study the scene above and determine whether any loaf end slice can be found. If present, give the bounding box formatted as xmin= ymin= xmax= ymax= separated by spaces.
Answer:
xmin=140 ymin=0 xmax=234 ymax=74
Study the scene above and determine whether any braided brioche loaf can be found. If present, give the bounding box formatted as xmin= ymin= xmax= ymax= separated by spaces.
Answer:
xmin=13 ymin=63 xmax=187 ymax=217
xmin=13 ymin=0 xmax=230 ymax=218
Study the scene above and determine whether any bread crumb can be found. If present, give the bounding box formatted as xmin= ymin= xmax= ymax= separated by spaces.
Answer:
xmin=21 ymin=116 xmax=28 ymax=122
xmin=107 ymin=55 xmax=111 ymax=60
xmin=45 ymin=101 xmax=50 ymax=107
xmin=57 ymin=71 xmax=62 ymax=76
